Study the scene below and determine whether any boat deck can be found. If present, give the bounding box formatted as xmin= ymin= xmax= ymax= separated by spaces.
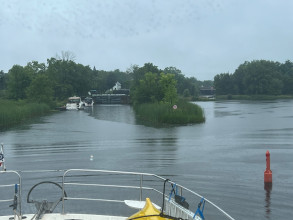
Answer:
xmin=0 ymin=214 xmax=127 ymax=220
xmin=0 ymin=169 xmax=235 ymax=220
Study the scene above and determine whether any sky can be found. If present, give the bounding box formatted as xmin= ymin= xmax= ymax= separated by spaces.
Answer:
xmin=1 ymin=0 xmax=293 ymax=80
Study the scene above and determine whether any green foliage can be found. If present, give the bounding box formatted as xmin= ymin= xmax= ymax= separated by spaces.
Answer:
xmin=3 ymin=57 xmax=209 ymax=107
xmin=129 ymin=64 xmax=201 ymax=101
xmin=131 ymin=63 xmax=161 ymax=84
xmin=214 ymin=60 xmax=293 ymax=96
xmin=201 ymin=80 xmax=214 ymax=88
xmin=163 ymin=67 xmax=200 ymax=98
xmin=2 ymin=57 xmax=210 ymax=128
xmin=133 ymin=72 xmax=161 ymax=103
xmin=281 ymin=60 xmax=293 ymax=94
xmin=0 ymin=70 xmax=7 ymax=91
xmin=4 ymin=56 xmax=134 ymax=105
xmin=159 ymin=73 xmax=178 ymax=104
xmin=0 ymin=99 xmax=50 ymax=130
xmin=7 ymin=65 xmax=32 ymax=99
xmin=92 ymin=69 xmax=131 ymax=93
xmin=129 ymin=63 xmax=182 ymax=105
xmin=129 ymin=65 xmax=206 ymax=125
xmin=26 ymin=74 xmax=54 ymax=105
xmin=183 ymin=89 xmax=190 ymax=97
xmin=131 ymin=70 xmax=178 ymax=105
xmin=133 ymin=99 xmax=205 ymax=125
xmin=46 ymin=58 xmax=92 ymax=100
xmin=214 ymin=73 xmax=234 ymax=95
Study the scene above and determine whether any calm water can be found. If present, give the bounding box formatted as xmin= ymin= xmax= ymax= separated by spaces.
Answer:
xmin=1 ymin=100 xmax=293 ymax=219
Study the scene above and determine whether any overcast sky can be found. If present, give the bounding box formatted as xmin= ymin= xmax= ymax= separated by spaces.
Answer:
xmin=1 ymin=0 xmax=293 ymax=80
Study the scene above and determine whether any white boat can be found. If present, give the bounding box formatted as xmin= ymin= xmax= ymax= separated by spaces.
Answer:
xmin=0 ymin=168 xmax=235 ymax=220
xmin=84 ymin=97 xmax=94 ymax=107
xmin=66 ymin=96 xmax=84 ymax=110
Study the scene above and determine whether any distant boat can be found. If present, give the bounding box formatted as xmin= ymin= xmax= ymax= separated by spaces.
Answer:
xmin=66 ymin=96 xmax=84 ymax=110
xmin=83 ymin=97 xmax=94 ymax=107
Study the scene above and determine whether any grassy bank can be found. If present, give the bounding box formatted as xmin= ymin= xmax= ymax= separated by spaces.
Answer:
xmin=0 ymin=99 xmax=51 ymax=130
xmin=133 ymin=99 xmax=205 ymax=125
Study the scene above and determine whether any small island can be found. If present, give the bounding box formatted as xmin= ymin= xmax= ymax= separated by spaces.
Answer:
xmin=129 ymin=64 xmax=205 ymax=125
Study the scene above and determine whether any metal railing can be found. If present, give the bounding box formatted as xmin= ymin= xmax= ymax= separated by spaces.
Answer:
xmin=61 ymin=169 xmax=235 ymax=220
xmin=0 ymin=169 xmax=235 ymax=220
xmin=61 ymin=169 xmax=165 ymax=214
xmin=0 ymin=170 xmax=22 ymax=217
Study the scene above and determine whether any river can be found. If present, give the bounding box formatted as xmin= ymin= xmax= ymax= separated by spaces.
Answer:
xmin=1 ymin=100 xmax=293 ymax=219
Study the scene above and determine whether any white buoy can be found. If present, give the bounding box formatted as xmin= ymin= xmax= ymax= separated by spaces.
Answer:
xmin=90 ymin=155 xmax=94 ymax=161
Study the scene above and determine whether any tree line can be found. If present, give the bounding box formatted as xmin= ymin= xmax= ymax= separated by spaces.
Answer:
xmin=129 ymin=63 xmax=204 ymax=105
xmin=0 ymin=55 xmax=211 ymax=106
xmin=214 ymin=60 xmax=293 ymax=96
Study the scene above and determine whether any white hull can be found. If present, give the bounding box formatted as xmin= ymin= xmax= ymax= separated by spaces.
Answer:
xmin=84 ymin=97 xmax=94 ymax=107
xmin=66 ymin=96 xmax=84 ymax=110
xmin=84 ymin=102 xmax=94 ymax=107
xmin=65 ymin=103 xmax=84 ymax=110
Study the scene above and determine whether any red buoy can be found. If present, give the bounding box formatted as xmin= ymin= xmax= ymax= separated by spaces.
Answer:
xmin=264 ymin=150 xmax=272 ymax=183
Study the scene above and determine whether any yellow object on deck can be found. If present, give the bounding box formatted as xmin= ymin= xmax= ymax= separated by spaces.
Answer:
xmin=128 ymin=198 xmax=168 ymax=220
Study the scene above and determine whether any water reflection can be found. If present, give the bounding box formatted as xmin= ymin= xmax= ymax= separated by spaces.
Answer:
xmin=134 ymin=137 xmax=177 ymax=148
xmin=264 ymin=183 xmax=272 ymax=219
xmin=1 ymin=101 xmax=293 ymax=219
xmin=86 ymin=104 xmax=136 ymax=124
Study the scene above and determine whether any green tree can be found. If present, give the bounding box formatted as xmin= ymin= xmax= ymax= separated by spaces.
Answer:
xmin=216 ymin=60 xmax=285 ymax=95
xmin=201 ymin=80 xmax=213 ymax=88
xmin=183 ymin=89 xmax=190 ymax=97
xmin=130 ymin=63 xmax=161 ymax=103
xmin=163 ymin=67 xmax=200 ymax=98
xmin=164 ymin=67 xmax=185 ymax=95
xmin=214 ymin=73 xmax=234 ymax=95
xmin=0 ymin=70 xmax=6 ymax=90
xmin=132 ymin=72 xmax=160 ymax=104
xmin=25 ymin=61 xmax=46 ymax=77
xmin=7 ymin=65 xmax=32 ymax=99
xmin=106 ymin=72 xmax=117 ymax=90
xmin=131 ymin=63 xmax=160 ymax=85
xmin=281 ymin=60 xmax=293 ymax=94
xmin=46 ymin=57 xmax=92 ymax=100
xmin=159 ymin=73 xmax=178 ymax=104
xmin=241 ymin=60 xmax=282 ymax=95
xmin=26 ymin=74 xmax=54 ymax=104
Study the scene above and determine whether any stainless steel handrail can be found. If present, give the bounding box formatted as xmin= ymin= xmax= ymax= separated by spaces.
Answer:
xmin=61 ymin=169 xmax=163 ymax=214
xmin=0 ymin=170 xmax=22 ymax=217
xmin=60 ymin=169 xmax=234 ymax=220
xmin=0 ymin=169 xmax=235 ymax=220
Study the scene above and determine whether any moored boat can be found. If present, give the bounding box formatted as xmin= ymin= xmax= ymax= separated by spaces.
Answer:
xmin=84 ymin=97 xmax=94 ymax=107
xmin=66 ymin=96 xmax=84 ymax=110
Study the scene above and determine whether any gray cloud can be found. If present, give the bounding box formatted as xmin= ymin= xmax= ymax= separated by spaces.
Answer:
xmin=1 ymin=0 xmax=293 ymax=80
